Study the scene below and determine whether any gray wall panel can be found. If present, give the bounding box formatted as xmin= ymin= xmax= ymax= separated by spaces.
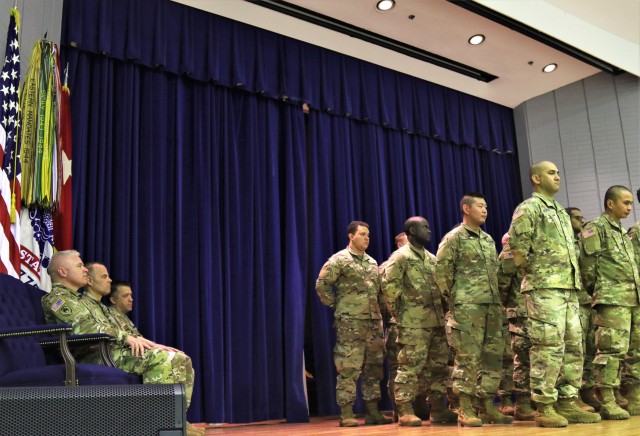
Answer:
xmin=515 ymin=71 xmax=640 ymax=229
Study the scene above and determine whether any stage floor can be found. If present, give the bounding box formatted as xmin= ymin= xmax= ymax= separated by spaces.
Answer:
xmin=196 ymin=414 xmax=640 ymax=435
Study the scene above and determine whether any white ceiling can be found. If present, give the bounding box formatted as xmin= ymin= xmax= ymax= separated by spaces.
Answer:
xmin=174 ymin=0 xmax=640 ymax=108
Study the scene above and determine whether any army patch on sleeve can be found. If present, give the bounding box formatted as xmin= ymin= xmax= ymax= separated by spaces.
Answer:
xmin=512 ymin=209 xmax=524 ymax=221
xmin=51 ymin=298 xmax=65 ymax=312
xmin=503 ymin=252 xmax=514 ymax=259
xmin=582 ymin=229 xmax=596 ymax=239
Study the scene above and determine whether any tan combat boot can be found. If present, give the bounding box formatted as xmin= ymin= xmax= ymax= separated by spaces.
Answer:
xmin=615 ymin=387 xmax=629 ymax=409
xmin=499 ymin=395 xmax=515 ymax=416
xmin=396 ymin=401 xmax=422 ymax=426
xmin=339 ymin=404 xmax=359 ymax=427
xmin=428 ymin=394 xmax=458 ymax=424
xmin=513 ymin=395 xmax=536 ymax=421
xmin=554 ymin=397 xmax=601 ymax=423
xmin=456 ymin=394 xmax=482 ymax=427
xmin=573 ymin=394 xmax=596 ymax=412
xmin=478 ymin=397 xmax=514 ymax=424
xmin=364 ymin=400 xmax=392 ymax=425
xmin=186 ymin=422 xmax=205 ymax=436
xmin=580 ymin=387 xmax=601 ymax=411
xmin=534 ymin=402 xmax=568 ymax=428
xmin=600 ymin=387 xmax=630 ymax=420
xmin=625 ymin=384 xmax=640 ymax=416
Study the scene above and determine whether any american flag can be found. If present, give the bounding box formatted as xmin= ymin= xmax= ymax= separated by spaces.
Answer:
xmin=0 ymin=8 xmax=21 ymax=277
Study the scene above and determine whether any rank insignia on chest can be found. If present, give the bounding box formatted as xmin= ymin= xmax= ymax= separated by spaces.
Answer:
xmin=582 ymin=229 xmax=596 ymax=239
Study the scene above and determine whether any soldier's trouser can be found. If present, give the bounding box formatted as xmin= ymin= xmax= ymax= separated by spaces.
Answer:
xmin=111 ymin=347 xmax=195 ymax=408
xmin=509 ymin=316 xmax=532 ymax=395
xmin=579 ymin=304 xmax=596 ymax=389
xmin=593 ymin=305 xmax=640 ymax=388
xmin=525 ymin=288 xmax=582 ymax=404
xmin=498 ymin=319 xmax=515 ymax=397
xmin=446 ymin=303 xmax=503 ymax=397
xmin=334 ymin=318 xmax=384 ymax=406
xmin=385 ymin=323 xmax=399 ymax=406
xmin=394 ymin=326 xmax=449 ymax=403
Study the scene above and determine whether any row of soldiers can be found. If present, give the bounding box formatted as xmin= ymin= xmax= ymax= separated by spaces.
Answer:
xmin=316 ymin=160 xmax=640 ymax=428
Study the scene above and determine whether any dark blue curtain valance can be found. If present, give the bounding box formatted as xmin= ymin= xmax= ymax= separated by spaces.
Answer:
xmin=62 ymin=0 xmax=516 ymax=153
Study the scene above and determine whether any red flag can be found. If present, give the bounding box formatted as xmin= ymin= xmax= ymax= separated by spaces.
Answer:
xmin=53 ymin=57 xmax=72 ymax=250
xmin=0 ymin=8 xmax=21 ymax=277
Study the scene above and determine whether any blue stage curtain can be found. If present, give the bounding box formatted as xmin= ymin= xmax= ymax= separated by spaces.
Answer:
xmin=64 ymin=48 xmax=309 ymax=423
xmin=62 ymin=0 xmax=517 ymax=153
xmin=61 ymin=0 xmax=522 ymax=424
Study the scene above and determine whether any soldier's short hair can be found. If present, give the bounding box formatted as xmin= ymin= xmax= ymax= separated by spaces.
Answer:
xmin=603 ymin=185 xmax=631 ymax=210
xmin=394 ymin=232 xmax=407 ymax=247
xmin=47 ymin=250 xmax=81 ymax=276
xmin=84 ymin=262 xmax=106 ymax=276
xmin=565 ymin=207 xmax=581 ymax=216
xmin=106 ymin=281 xmax=131 ymax=306
xmin=460 ymin=192 xmax=485 ymax=213
xmin=347 ymin=221 xmax=369 ymax=236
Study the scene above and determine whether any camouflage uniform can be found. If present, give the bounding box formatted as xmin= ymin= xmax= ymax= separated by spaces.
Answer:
xmin=435 ymin=224 xmax=503 ymax=398
xmin=316 ymin=248 xmax=384 ymax=406
xmin=42 ymin=284 xmax=196 ymax=407
xmin=574 ymin=238 xmax=596 ymax=390
xmin=630 ymin=222 xmax=640 ymax=265
xmin=497 ymin=243 xmax=531 ymax=397
xmin=382 ymin=244 xmax=449 ymax=404
xmin=378 ymin=260 xmax=399 ymax=412
xmin=579 ymin=213 xmax=640 ymax=389
xmin=508 ymin=193 xmax=583 ymax=404
xmin=109 ymin=307 xmax=142 ymax=337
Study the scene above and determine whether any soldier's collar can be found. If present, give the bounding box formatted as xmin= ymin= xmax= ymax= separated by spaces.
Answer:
xmin=533 ymin=192 xmax=566 ymax=211
xmin=602 ymin=212 xmax=624 ymax=231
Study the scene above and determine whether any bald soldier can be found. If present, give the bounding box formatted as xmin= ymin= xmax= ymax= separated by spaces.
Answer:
xmin=382 ymin=217 xmax=457 ymax=426
xmin=42 ymin=251 xmax=204 ymax=436
xmin=508 ymin=161 xmax=600 ymax=428
xmin=316 ymin=221 xmax=392 ymax=427
xmin=579 ymin=186 xmax=640 ymax=420
xmin=436 ymin=193 xmax=511 ymax=427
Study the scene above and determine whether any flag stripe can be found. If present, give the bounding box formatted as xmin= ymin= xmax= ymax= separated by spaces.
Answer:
xmin=0 ymin=8 xmax=21 ymax=277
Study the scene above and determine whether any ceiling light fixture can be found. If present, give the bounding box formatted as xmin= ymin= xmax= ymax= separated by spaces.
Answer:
xmin=376 ymin=0 xmax=395 ymax=12
xmin=542 ymin=63 xmax=557 ymax=73
xmin=468 ymin=34 xmax=485 ymax=45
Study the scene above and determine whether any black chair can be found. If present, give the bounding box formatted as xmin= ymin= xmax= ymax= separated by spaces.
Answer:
xmin=0 ymin=273 xmax=141 ymax=387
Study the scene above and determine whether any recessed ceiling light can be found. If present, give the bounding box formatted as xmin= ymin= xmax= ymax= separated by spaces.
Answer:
xmin=468 ymin=34 xmax=485 ymax=45
xmin=376 ymin=0 xmax=395 ymax=12
xmin=542 ymin=63 xmax=557 ymax=73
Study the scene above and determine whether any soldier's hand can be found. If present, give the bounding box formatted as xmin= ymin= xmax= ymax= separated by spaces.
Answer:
xmin=126 ymin=336 xmax=152 ymax=357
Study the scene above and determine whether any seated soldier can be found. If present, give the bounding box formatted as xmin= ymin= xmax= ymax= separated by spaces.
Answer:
xmin=42 ymin=250 xmax=204 ymax=436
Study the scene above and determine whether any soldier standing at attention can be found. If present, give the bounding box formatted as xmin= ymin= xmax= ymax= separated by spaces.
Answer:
xmin=316 ymin=221 xmax=392 ymax=427
xmin=497 ymin=232 xmax=536 ymax=421
xmin=579 ymin=185 xmax=640 ymax=419
xmin=436 ymin=193 xmax=511 ymax=426
xmin=508 ymin=161 xmax=601 ymax=427
xmin=379 ymin=232 xmax=409 ymax=422
xmin=382 ymin=217 xmax=457 ymax=426
xmin=565 ymin=207 xmax=600 ymax=412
